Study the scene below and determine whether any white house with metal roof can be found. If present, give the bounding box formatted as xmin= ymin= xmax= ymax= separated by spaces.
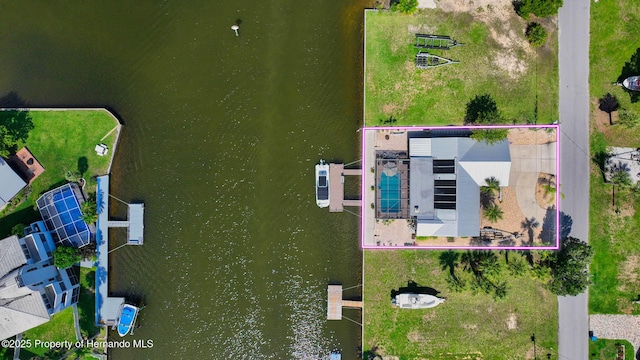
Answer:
xmin=409 ymin=134 xmax=511 ymax=237
xmin=0 ymin=157 xmax=26 ymax=209
xmin=0 ymin=223 xmax=80 ymax=340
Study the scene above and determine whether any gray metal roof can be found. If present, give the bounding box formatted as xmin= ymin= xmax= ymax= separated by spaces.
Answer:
xmin=0 ymin=158 xmax=26 ymax=208
xmin=409 ymin=157 xmax=434 ymax=219
xmin=0 ymin=235 xmax=50 ymax=340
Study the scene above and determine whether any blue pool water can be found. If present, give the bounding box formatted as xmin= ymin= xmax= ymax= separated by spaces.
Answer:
xmin=379 ymin=173 xmax=400 ymax=213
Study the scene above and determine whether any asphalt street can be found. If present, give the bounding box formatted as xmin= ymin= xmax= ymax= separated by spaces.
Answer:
xmin=557 ymin=1 xmax=591 ymax=359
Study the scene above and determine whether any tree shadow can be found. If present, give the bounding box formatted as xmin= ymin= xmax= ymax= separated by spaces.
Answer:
xmin=0 ymin=206 xmax=39 ymax=238
xmin=77 ymin=156 xmax=89 ymax=175
xmin=539 ymin=207 xmax=572 ymax=246
xmin=599 ymin=93 xmax=619 ymax=125
xmin=520 ymin=217 xmax=539 ymax=245
xmin=592 ymin=151 xmax=610 ymax=182
xmin=618 ymin=48 xmax=640 ymax=103
xmin=391 ymin=280 xmax=440 ymax=299
xmin=438 ymin=250 xmax=459 ymax=278
xmin=0 ymin=91 xmax=27 ymax=108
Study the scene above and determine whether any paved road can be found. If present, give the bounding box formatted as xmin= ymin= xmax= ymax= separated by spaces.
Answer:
xmin=557 ymin=0 xmax=591 ymax=359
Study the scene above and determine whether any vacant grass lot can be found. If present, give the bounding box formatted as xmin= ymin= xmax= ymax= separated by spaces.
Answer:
xmin=364 ymin=9 xmax=558 ymax=126
xmin=364 ymin=250 xmax=557 ymax=359
xmin=590 ymin=0 xmax=640 ymax=111
xmin=589 ymin=132 xmax=640 ymax=315
xmin=0 ymin=109 xmax=119 ymax=237
xmin=589 ymin=0 xmax=640 ymax=315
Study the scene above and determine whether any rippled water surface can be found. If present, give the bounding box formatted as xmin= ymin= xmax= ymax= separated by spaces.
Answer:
xmin=0 ymin=1 xmax=369 ymax=358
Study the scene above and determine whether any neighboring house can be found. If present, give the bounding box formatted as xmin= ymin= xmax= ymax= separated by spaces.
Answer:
xmin=0 ymin=221 xmax=80 ymax=340
xmin=37 ymin=183 xmax=94 ymax=248
xmin=0 ymin=156 xmax=26 ymax=209
xmin=377 ymin=130 xmax=511 ymax=237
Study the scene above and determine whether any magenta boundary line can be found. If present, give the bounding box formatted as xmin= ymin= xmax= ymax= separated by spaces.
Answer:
xmin=360 ymin=124 xmax=561 ymax=251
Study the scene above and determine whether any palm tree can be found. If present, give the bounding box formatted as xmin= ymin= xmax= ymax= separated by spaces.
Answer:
xmin=484 ymin=203 xmax=504 ymax=223
xmin=81 ymin=200 xmax=98 ymax=224
xmin=520 ymin=217 xmax=539 ymax=244
xmin=599 ymin=93 xmax=619 ymax=126
xmin=609 ymin=161 xmax=632 ymax=187
xmin=480 ymin=187 xmax=496 ymax=209
xmin=484 ymin=176 xmax=500 ymax=193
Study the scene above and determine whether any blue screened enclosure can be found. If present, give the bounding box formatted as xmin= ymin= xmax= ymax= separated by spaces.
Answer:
xmin=379 ymin=173 xmax=401 ymax=213
xmin=37 ymin=183 xmax=92 ymax=247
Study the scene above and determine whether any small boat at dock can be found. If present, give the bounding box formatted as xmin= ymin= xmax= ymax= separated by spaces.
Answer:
xmin=316 ymin=160 xmax=330 ymax=208
xmin=392 ymin=293 xmax=445 ymax=309
xmin=117 ymin=304 xmax=140 ymax=336
xmin=622 ymin=76 xmax=640 ymax=91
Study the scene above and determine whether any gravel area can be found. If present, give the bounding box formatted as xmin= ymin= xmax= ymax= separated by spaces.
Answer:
xmin=590 ymin=314 xmax=640 ymax=353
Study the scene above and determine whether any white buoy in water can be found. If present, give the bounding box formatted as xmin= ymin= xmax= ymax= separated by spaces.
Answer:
xmin=231 ymin=25 xmax=239 ymax=36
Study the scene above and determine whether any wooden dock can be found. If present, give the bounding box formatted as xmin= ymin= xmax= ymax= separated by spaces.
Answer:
xmin=327 ymin=285 xmax=363 ymax=320
xmin=328 ymin=163 xmax=362 ymax=212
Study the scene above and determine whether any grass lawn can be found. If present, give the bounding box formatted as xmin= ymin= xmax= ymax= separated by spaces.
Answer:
xmin=589 ymin=338 xmax=634 ymax=360
xmin=0 ymin=109 xmax=119 ymax=237
xmin=364 ymin=250 xmax=557 ymax=359
xmin=589 ymin=0 xmax=640 ymax=315
xmin=19 ymin=307 xmax=76 ymax=359
xmin=364 ymin=9 xmax=558 ymax=126
xmin=78 ymin=267 xmax=101 ymax=339
xmin=590 ymin=0 xmax=640 ymax=112
xmin=589 ymin=132 xmax=640 ymax=314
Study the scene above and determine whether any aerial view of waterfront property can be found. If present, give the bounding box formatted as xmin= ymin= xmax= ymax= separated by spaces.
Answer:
xmin=361 ymin=126 xmax=559 ymax=249
xmin=1 ymin=0 xmax=639 ymax=359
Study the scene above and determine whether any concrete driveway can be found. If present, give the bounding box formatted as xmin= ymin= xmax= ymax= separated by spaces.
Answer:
xmin=509 ymin=143 xmax=557 ymax=228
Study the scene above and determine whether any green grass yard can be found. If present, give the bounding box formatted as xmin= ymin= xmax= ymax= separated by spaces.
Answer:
xmin=589 ymin=0 xmax=640 ymax=315
xmin=589 ymin=131 xmax=640 ymax=315
xmin=589 ymin=338 xmax=634 ymax=360
xmin=19 ymin=307 xmax=75 ymax=359
xmin=0 ymin=109 xmax=119 ymax=237
xmin=364 ymin=9 xmax=558 ymax=126
xmin=364 ymin=250 xmax=557 ymax=359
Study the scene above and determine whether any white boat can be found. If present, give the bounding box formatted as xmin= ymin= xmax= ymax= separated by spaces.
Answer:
xmin=117 ymin=304 xmax=139 ymax=336
xmin=622 ymin=76 xmax=640 ymax=91
xmin=392 ymin=293 xmax=445 ymax=309
xmin=316 ymin=160 xmax=330 ymax=208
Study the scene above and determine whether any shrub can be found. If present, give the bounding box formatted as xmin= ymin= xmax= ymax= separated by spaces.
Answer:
xmin=525 ymin=22 xmax=548 ymax=47
xmin=618 ymin=109 xmax=640 ymax=128
xmin=391 ymin=0 xmax=419 ymax=14
xmin=516 ymin=0 xmax=563 ymax=19
xmin=81 ymin=200 xmax=98 ymax=224
xmin=11 ymin=224 xmax=25 ymax=237
xmin=54 ymin=246 xmax=81 ymax=268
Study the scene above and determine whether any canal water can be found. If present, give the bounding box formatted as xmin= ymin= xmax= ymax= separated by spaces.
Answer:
xmin=0 ymin=1 xmax=370 ymax=359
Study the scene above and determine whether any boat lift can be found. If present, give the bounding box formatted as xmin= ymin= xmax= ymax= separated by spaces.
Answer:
xmin=415 ymin=52 xmax=459 ymax=69
xmin=415 ymin=34 xmax=464 ymax=50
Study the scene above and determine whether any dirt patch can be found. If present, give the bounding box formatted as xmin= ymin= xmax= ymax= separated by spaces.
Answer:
xmin=461 ymin=323 xmax=478 ymax=330
xmin=508 ymin=128 xmax=557 ymax=145
xmin=536 ymin=173 xmax=556 ymax=208
xmin=407 ymin=331 xmax=423 ymax=343
xmin=506 ymin=313 xmax=518 ymax=330
xmin=437 ymin=0 xmax=532 ymax=78
xmin=618 ymin=255 xmax=640 ymax=293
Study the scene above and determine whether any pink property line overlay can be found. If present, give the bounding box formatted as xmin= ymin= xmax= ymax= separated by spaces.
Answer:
xmin=359 ymin=124 xmax=561 ymax=251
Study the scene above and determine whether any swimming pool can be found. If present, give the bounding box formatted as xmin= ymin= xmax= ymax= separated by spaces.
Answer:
xmin=379 ymin=173 xmax=400 ymax=213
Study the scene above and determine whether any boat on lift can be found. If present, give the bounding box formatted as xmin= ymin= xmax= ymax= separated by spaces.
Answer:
xmin=316 ymin=160 xmax=330 ymax=208
xmin=117 ymin=304 xmax=140 ymax=336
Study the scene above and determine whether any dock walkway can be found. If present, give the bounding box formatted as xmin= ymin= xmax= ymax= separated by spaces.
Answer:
xmin=327 ymin=285 xmax=363 ymax=320
xmin=328 ymin=163 xmax=363 ymax=212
